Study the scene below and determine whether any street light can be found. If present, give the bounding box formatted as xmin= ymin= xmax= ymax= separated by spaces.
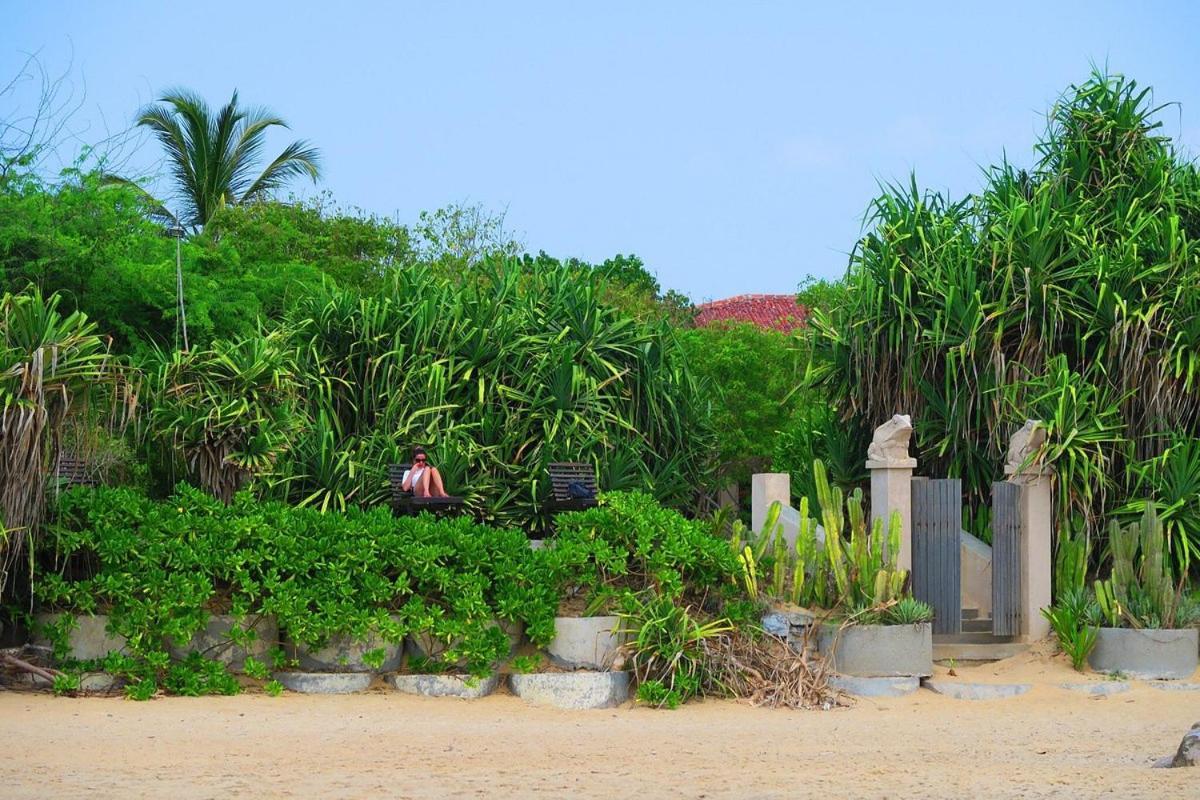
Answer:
xmin=164 ymin=224 xmax=189 ymax=351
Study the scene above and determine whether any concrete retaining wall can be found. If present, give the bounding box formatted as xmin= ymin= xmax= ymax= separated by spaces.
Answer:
xmin=34 ymin=613 xmax=127 ymax=661
xmin=166 ymin=614 xmax=277 ymax=671
xmin=1087 ymin=627 xmax=1199 ymax=680
xmin=387 ymin=672 xmax=499 ymax=699
xmin=545 ymin=616 xmax=623 ymax=670
xmin=818 ymin=622 xmax=933 ymax=678
xmin=285 ymin=620 xmax=404 ymax=673
xmin=508 ymin=671 xmax=629 ymax=709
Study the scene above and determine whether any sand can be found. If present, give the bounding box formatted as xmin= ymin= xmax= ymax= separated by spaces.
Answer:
xmin=2 ymin=651 xmax=1197 ymax=799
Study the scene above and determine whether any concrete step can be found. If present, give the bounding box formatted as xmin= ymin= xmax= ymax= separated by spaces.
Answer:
xmin=961 ymin=619 xmax=996 ymax=634
xmin=933 ymin=641 xmax=1030 ymax=663
xmin=934 ymin=632 xmax=1020 ymax=645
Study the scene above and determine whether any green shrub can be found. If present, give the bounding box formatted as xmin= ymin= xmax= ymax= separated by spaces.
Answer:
xmin=541 ymin=491 xmax=743 ymax=616
xmin=616 ymin=589 xmax=733 ymax=709
xmin=1042 ymin=587 xmax=1100 ymax=670
xmin=34 ymin=485 xmax=558 ymax=693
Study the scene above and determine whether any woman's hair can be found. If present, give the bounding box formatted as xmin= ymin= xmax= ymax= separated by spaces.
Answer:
xmin=413 ymin=446 xmax=427 ymax=458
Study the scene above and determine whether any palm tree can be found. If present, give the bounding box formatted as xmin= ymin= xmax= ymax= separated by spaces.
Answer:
xmin=135 ymin=89 xmax=321 ymax=230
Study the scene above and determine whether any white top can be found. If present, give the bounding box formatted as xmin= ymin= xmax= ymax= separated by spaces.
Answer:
xmin=403 ymin=467 xmax=426 ymax=490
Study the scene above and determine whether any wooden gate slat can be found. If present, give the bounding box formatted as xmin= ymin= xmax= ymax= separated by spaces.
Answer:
xmin=911 ymin=478 xmax=962 ymax=635
xmin=991 ymin=481 xmax=1022 ymax=636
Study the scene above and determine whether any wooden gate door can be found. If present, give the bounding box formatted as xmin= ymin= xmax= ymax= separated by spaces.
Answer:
xmin=991 ymin=481 xmax=1022 ymax=636
xmin=911 ymin=478 xmax=962 ymax=635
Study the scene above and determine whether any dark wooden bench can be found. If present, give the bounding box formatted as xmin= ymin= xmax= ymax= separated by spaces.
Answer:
xmin=55 ymin=455 xmax=99 ymax=489
xmin=546 ymin=462 xmax=599 ymax=513
xmin=387 ymin=463 xmax=466 ymax=516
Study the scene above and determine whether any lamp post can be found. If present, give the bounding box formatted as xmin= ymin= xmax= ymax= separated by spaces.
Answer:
xmin=165 ymin=224 xmax=189 ymax=351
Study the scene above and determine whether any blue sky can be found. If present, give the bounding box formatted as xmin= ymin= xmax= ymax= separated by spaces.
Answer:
xmin=6 ymin=2 xmax=1200 ymax=301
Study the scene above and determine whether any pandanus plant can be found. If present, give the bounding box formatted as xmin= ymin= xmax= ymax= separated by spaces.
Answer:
xmin=810 ymin=70 xmax=1200 ymax=570
xmin=271 ymin=260 xmax=712 ymax=530
xmin=142 ymin=331 xmax=301 ymax=502
xmin=0 ymin=289 xmax=127 ymax=593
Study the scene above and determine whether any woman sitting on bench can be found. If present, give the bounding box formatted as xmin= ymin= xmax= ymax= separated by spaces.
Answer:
xmin=401 ymin=447 xmax=449 ymax=498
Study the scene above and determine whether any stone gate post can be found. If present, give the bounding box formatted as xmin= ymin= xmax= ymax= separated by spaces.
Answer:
xmin=865 ymin=414 xmax=917 ymax=573
xmin=751 ymin=473 xmax=791 ymax=534
xmin=1004 ymin=420 xmax=1053 ymax=641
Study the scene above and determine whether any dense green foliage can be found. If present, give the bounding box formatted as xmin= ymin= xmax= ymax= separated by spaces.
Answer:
xmin=254 ymin=262 xmax=713 ymax=530
xmin=0 ymin=288 xmax=125 ymax=593
xmin=34 ymin=485 xmax=559 ymax=693
xmin=680 ymin=322 xmax=803 ymax=487
xmin=543 ymin=490 xmax=743 ymax=608
xmin=813 ymin=71 xmax=1200 ymax=568
xmin=0 ymin=172 xmax=408 ymax=351
xmin=31 ymin=487 xmax=759 ymax=698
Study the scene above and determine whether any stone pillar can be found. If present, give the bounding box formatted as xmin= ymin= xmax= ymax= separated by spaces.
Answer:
xmin=751 ymin=473 xmax=790 ymax=534
xmin=865 ymin=414 xmax=917 ymax=573
xmin=1005 ymin=420 xmax=1053 ymax=642
xmin=717 ymin=481 xmax=739 ymax=512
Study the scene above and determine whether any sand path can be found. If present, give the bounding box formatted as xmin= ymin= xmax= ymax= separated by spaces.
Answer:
xmin=2 ymin=653 xmax=1197 ymax=799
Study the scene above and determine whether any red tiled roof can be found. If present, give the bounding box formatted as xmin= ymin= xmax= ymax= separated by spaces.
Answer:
xmin=694 ymin=294 xmax=808 ymax=332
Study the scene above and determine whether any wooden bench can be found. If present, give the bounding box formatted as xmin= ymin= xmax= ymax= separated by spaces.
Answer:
xmin=387 ymin=463 xmax=466 ymax=516
xmin=55 ymin=455 xmax=99 ymax=489
xmin=546 ymin=462 xmax=599 ymax=513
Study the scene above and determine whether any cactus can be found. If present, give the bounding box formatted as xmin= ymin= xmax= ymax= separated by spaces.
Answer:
xmin=1054 ymin=530 xmax=1089 ymax=598
xmin=1093 ymin=505 xmax=1184 ymax=628
xmin=815 ymin=460 xmax=851 ymax=600
xmin=812 ymin=458 xmax=914 ymax=613
xmin=1094 ymin=578 xmax=1120 ymax=627
xmin=771 ymin=526 xmax=787 ymax=599
xmin=738 ymin=545 xmax=758 ymax=602
xmin=790 ymin=496 xmax=817 ymax=605
xmin=736 ymin=459 xmax=918 ymax=616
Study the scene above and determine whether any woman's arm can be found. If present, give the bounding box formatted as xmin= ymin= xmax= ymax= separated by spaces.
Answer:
xmin=401 ymin=469 xmax=414 ymax=491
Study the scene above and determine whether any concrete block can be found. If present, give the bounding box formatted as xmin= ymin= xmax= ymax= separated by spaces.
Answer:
xmin=1060 ymin=681 xmax=1130 ymax=696
xmin=166 ymin=614 xmax=277 ymax=671
xmin=923 ymin=680 xmax=1031 ymax=700
xmin=1087 ymin=628 xmax=1199 ymax=680
xmin=272 ymin=671 xmax=372 ymax=694
xmin=508 ymin=671 xmax=629 ymax=709
xmin=1148 ymin=681 xmax=1200 ymax=692
xmin=284 ymin=616 xmax=404 ymax=673
xmin=545 ymin=616 xmax=623 ymax=670
xmin=34 ymin=613 xmax=128 ymax=661
xmin=408 ymin=619 xmax=523 ymax=666
xmin=387 ymin=672 xmax=499 ymax=699
xmin=828 ymin=674 xmax=920 ymax=697
xmin=818 ymin=623 xmax=932 ymax=678
xmin=761 ymin=613 xmax=790 ymax=638
xmin=79 ymin=672 xmax=124 ymax=693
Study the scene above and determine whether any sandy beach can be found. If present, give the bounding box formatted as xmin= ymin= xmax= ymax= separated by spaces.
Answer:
xmin=2 ymin=649 xmax=1197 ymax=800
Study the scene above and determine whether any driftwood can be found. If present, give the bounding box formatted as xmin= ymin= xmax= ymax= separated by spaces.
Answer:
xmin=2 ymin=653 xmax=64 ymax=684
xmin=701 ymin=628 xmax=843 ymax=710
